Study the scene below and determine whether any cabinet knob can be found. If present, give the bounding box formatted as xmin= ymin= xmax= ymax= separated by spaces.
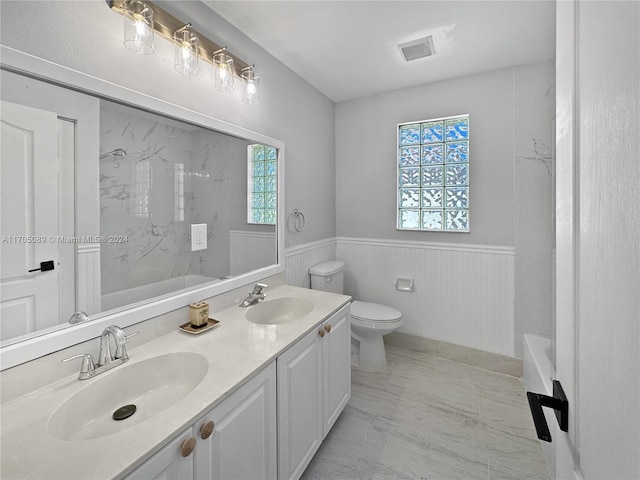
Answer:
xmin=324 ymin=324 xmax=332 ymax=333
xmin=180 ymin=437 xmax=196 ymax=457
xmin=318 ymin=328 xmax=325 ymax=338
xmin=200 ymin=420 xmax=215 ymax=440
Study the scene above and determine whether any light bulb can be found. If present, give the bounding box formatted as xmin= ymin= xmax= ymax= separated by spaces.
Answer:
xmin=123 ymin=1 xmax=154 ymax=54
xmin=213 ymin=50 xmax=234 ymax=93
xmin=246 ymin=80 xmax=257 ymax=96
xmin=241 ymin=66 xmax=259 ymax=104
xmin=173 ymin=25 xmax=198 ymax=76
xmin=179 ymin=42 xmax=192 ymax=62
xmin=133 ymin=14 xmax=149 ymax=39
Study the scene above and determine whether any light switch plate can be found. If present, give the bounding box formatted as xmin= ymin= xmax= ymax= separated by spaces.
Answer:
xmin=191 ymin=223 xmax=207 ymax=251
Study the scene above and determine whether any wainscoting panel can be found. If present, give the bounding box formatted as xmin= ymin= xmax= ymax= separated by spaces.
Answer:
xmin=76 ymin=243 xmax=101 ymax=315
xmin=336 ymin=237 xmax=515 ymax=357
xmin=229 ymin=230 xmax=276 ymax=277
xmin=284 ymin=238 xmax=336 ymax=288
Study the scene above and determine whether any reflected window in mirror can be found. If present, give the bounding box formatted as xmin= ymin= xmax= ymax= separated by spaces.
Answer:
xmin=248 ymin=144 xmax=277 ymax=225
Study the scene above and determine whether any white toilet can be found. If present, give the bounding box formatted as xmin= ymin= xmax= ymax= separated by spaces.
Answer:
xmin=309 ymin=260 xmax=403 ymax=372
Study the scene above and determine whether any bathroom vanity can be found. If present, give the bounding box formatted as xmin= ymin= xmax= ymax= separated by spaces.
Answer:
xmin=0 ymin=285 xmax=351 ymax=480
xmin=0 ymin=45 xmax=350 ymax=480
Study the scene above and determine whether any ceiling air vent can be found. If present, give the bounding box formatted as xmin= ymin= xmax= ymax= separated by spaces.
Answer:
xmin=398 ymin=35 xmax=436 ymax=62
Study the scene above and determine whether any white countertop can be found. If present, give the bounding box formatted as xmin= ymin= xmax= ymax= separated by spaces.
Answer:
xmin=0 ymin=285 xmax=350 ymax=480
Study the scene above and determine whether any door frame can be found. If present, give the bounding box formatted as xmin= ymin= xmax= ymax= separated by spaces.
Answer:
xmin=554 ymin=0 xmax=581 ymax=477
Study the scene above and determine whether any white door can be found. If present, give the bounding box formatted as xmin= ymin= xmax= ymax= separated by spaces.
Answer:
xmin=554 ymin=1 xmax=640 ymax=478
xmin=0 ymin=101 xmax=60 ymax=340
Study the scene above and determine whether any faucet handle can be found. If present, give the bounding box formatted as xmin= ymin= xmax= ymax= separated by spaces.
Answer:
xmin=114 ymin=331 xmax=139 ymax=360
xmin=62 ymin=353 xmax=95 ymax=380
xmin=126 ymin=331 xmax=140 ymax=340
xmin=253 ymin=283 xmax=268 ymax=294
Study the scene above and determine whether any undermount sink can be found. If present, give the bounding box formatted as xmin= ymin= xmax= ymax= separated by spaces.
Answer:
xmin=245 ymin=297 xmax=314 ymax=325
xmin=48 ymin=352 xmax=208 ymax=441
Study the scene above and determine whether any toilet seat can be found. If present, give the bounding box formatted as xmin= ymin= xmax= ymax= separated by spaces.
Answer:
xmin=351 ymin=301 xmax=401 ymax=323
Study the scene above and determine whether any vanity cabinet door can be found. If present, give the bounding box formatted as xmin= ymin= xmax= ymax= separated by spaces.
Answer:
xmin=123 ymin=427 xmax=195 ymax=480
xmin=321 ymin=304 xmax=351 ymax=438
xmin=276 ymin=327 xmax=323 ymax=480
xmin=194 ymin=362 xmax=276 ymax=480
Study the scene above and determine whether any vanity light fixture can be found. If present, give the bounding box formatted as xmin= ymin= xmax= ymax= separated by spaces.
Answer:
xmin=122 ymin=0 xmax=154 ymax=55
xmin=174 ymin=23 xmax=199 ymax=76
xmin=241 ymin=65 xmax=260 ymax=104
xmin=213 ymin=47 xmax=235 ymax=93
xmin=109 ymin=0 xmax=260 ymax=103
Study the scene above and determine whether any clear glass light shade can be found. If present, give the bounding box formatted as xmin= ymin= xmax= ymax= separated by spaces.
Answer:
xmin=241 ymin=68 xmax=260 ymax=104
xmin=213 ymin=51 xmax=235 ymax=93
xmin=174 ymin=27 xmax=198 ymax=76
xmin=123 ymin=0 xmax=154 ymax=55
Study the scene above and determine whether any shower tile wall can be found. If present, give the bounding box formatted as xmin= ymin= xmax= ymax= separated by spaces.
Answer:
xmin=99 ymin=105 xmax=242 ymax=295
xmin=513 ymin=61 xmax=555 ymax=357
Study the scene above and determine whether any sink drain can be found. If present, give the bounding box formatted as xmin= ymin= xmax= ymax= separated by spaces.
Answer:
xmin=112 ymin=404 xmax=136 ymax=421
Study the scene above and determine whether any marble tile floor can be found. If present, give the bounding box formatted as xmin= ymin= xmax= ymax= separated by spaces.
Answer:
xmin=302 ymin=345 xmax=549 ymax=480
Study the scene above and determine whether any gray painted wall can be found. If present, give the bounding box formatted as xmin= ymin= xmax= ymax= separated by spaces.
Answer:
xmin=336 ymin=68 xmax=514 ymax=246
xmin=336 ymin=62 xmax=555 ymax=357
xmin=0 ymin=0 xmax=336 ymax=249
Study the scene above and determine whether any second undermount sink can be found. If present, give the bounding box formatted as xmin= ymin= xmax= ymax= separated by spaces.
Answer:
xmin=245 ymin=297 xmax=314 ymax=325
xmin=48 ymin=352 xmax=208 ymax=441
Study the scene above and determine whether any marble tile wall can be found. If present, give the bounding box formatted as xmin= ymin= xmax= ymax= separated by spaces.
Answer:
xmin=513 ymin=61 xmax=556 ymax=357
xmin=99 ymin=103 xmax=246 ymax=296
xmin=185 ymin=129 xmax=237 ymax=280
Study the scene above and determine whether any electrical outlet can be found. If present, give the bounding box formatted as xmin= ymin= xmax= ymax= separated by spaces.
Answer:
xmin=191 ymin=223 xmax=207 ymax=251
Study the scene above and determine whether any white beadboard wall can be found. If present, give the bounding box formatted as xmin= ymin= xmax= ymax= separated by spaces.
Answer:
xmin=76 ymin=243 xmax=101 ymax=315
xmin=283 ymin=236 xmax=515 ymax=357
xmin=229 ymin=230 xmax=276 ymax=276
xmin=284 ymin=238 xmax=336 ymax=288
xmin=337 ymin=237 xmax=515 ymax=357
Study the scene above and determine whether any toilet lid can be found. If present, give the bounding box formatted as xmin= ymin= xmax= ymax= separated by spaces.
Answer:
xmin=351 ymin=301 xmax=401 ymax=323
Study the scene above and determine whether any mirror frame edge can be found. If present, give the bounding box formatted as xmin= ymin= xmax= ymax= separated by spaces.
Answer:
xmin=0 ymin=45 xmax=286 ymax=370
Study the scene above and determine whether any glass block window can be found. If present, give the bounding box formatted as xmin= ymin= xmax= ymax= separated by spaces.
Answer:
xmin=397 ymin=114 xmax=469 ymax=231
xmin=248 ymin=144 xmax=277 ymax=225
xmin=131 ymin=159 xmax=151 ymax=218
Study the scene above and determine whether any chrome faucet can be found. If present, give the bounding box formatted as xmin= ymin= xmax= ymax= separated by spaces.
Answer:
xmin=98 ymin=325 xmax=129 ymax=366
xmin=239 ymin=283 xmax=268 ymax=307
xmin=62 ymin=325 xmax=138 ymax=380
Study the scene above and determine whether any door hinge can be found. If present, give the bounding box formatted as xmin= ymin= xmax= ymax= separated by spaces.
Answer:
xmin=526 ymin=380 xmax=569 ymax=442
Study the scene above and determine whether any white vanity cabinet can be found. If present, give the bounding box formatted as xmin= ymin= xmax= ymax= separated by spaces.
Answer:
xmin=124 ymin=426 xmax=195 ymax=480
xmin=122 ymin=301 xmax=350 ymax=480
xmin=124 ymin=362 xmax=276 ymax=480
xmin=320 ymin=304 xmax=351 ymax=437
xmin=277 ymin=304 xmax=351 ymax=480
xmin=194 ymin=362 xmax=277 ymax=480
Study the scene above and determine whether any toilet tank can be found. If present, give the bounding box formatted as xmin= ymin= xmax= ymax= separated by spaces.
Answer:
xmin=309 ymin=261 xmax=345 ymax=294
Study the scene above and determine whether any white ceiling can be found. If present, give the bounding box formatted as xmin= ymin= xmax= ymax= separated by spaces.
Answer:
xmin=205 ymin=1 xmax=556 ymax=103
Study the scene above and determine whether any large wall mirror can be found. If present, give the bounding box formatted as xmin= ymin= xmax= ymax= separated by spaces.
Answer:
xmin=0 ymin=47 xmax=284 ymax=369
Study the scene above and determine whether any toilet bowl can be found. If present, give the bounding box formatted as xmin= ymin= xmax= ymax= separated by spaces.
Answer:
xmin=309 ymin=261 xmax=403 ymax=372
xmin=350 ymin=300 xmax=403 ymax=372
